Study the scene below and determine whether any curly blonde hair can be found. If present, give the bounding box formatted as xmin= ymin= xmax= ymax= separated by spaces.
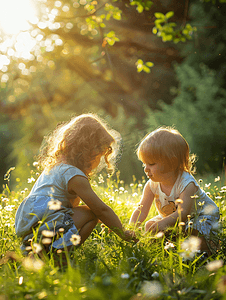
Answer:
xmin=137 ymin=126 xmax=196 ymax=174
xmin=38 ymin=114 xmax=120 ymax=176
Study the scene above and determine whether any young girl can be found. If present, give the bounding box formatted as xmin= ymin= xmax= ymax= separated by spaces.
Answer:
xmin=129 ymin=127 xmax=220 ymax=254
xmin=15 ymin=114 xmax=134 ymax=253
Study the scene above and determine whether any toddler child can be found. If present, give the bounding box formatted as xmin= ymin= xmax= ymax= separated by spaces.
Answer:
xmin=129 ymin=127 xmax=219 ymax=255
xmin=15 ymin=114 xmax=134 ymax=253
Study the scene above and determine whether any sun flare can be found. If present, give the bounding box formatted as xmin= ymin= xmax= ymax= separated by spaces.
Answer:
xmin=0 ymin=0 xmax=38 ymax=35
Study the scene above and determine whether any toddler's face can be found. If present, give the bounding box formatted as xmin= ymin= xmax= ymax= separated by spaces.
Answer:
xmin=140 ymin=152 xmax=175 ymax=183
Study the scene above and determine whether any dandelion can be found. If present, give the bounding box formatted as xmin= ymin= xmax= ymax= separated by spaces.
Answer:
xmin=42 ymin=230 xmax=55 ymax=238
xmin=47 ymin=199 xmax=61 ymax=210
xmin=206 ymin=259 xmax=223 ymax=272
xmin=217 ymin=275 xmax=226 ymax=294
xmin=141 ymin=280 xmax=162 ymax=297
xmin=22 ymin=257 xmax=44 ymax=271
xmin=70 ymin=234 xmax=81 ymax=246
xmin=180 ymin=236 xmax=201 ymax=259
xmin=121 ymin=273 xmax=130 ymax=279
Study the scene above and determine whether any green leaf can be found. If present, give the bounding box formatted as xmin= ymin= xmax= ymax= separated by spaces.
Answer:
xmin=137 ymin=5 xmax=144 ymax=13
xmin=154 ymin=12 xmax=165 ymax=19
xmin=165 ymin=11 xmax=174 ymax=19
xmin=136 ymin=59 xmax=143 ymax=65
xmin=143 ymin=65 xmax=151 ymax=73
xmin=107 ymin=39 xmax=115 ymax=46
xmin=146 ymin=62 xmax=154 ymax=67
xmin=107 ymin=31 xmax=115 ymax=38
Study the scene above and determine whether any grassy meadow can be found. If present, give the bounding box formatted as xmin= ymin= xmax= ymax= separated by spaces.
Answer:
xmin=0 ymin=168 xmax=226 ymax=300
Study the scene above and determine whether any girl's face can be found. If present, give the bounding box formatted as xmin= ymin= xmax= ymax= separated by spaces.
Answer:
xmin=90 ymin=146 xmax=112 ymax=170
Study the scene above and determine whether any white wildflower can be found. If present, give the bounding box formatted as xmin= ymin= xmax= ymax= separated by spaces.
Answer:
xmin=155 ymin=231 xmax=164 ymax=238
xmin=28 ymin=177 xmax=35 ymax=183
xmin=42 ymin=238 xmax=52 ymax=245
xmin=42 ymin=230 xmax=55 ymax=238
xmin=198 ymin=201 xmax=205 ymax=206
xmin=33 ymin=243 xmax=42 ymax=254
xmin=141 ymin=280 xmax=162 ymax=297
xmin=214 ymin=176 xmax=220 ymax=182
xmin=164 ymin=242 xmax=175 ymax=250
xmin=180 ymin=236 xmax=201 ymax=259
xmin=151 ymin=272 xmax=159 ymax=279
xmin=206 ymin=259 xmax=223 ymax=272
xmin=205 ymin=183 xmax=211 ymax=188
xmin=121 ymin=273 xmax=130 ymax=279
xmin=22 ymin=257 xmax=44 ymax=271
xmin=70 ymin=234 xmax=81 ymax=246
xmin=47 ymin=199 xmax=61 ymax=210
xmin=132 ymin=192 xmax=138 ymax=197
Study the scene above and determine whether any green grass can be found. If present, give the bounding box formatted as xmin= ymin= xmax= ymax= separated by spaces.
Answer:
xmin=0 ymin=170 xmax=226 ymax=299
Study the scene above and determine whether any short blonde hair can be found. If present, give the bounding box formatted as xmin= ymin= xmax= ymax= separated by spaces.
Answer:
xmin=38 ymin=113 xmax=120 ymax=175
xmin=137 ymin=127 xmax=196 ymax=174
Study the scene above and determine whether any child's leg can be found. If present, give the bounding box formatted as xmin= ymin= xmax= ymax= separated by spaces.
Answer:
xmin=71 ymin=205 xmax=98 ymax=245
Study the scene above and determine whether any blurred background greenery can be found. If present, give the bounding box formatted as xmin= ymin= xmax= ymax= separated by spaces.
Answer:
xmin=0 ymin=0 xmax=226 ymax=190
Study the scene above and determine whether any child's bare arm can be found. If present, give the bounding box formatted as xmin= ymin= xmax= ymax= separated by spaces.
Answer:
xmin=68 ymin=176 xmax=130 ymax=240
xmin=129 ymin=181 xmax=154 ymax=226
xmin=148 ymin=182 xmax=198 ymax=233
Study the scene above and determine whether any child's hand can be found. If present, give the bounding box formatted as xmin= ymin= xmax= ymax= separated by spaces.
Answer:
xmin=123 ymin=230 xmax=139 ymax=243
xmin=149 ymin=221 xmax=166 ymax=234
